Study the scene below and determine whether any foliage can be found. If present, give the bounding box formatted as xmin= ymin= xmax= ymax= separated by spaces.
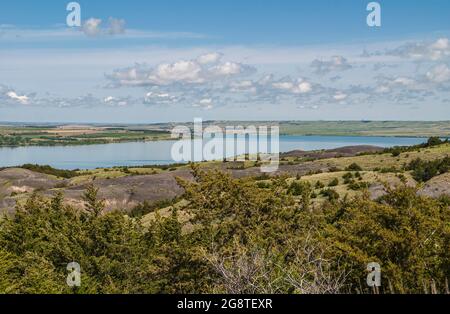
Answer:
xmin=345 ymin=163 xmax=363 ymax=171
xmin=328 ymin=178 xmax=339 ymax=187
xmin=20 ymin=164 xmax=79 ymax=179
xmin=130 ymin=199 xmax=177 ymax=217
xmin=382 ymin=137 xmax=448 ymax=156
xmin=347 ymin=181 xmax=370 ymax=191
xmin=0 ymin=166 xmax=448 ymax=294
xmin=320 ymin=188 xmax=340 ymax=201
xmin=406 ymin=157 xmax=450 ymax=182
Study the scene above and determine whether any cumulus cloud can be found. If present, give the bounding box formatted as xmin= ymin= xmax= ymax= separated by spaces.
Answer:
xmin=107 ymin=53 xmax=256 ymax=87
xmin=0 ymin=85 xmax=31 ymax=105
xmin=229 ymin=80 xmax=257 ymax=93
xmin=6 ymin=91 xmax=29 ymax=104
xmin=194 ymin=98 xmax=214 ymax=110
xmin=426 ymin=64 xmax=450 ymax=83
xmin=310 ymin=56 xmax=352 ymax=75
xmin=196 ymin=52 xmax=222 ymax=64
xmin=4 ymin=43 xmax=450 ymax=113
xmin=272 ymin=78 xmax=313 ymax=94
xmin=82 ymin=17 xmax=126 ymax=37
xmin=0 ymin=84 xmax=139 ymax=108
xmin=150 ymin=60 xmax=204 ymax=84
xmin=103 ymin=96 xmax=129 ymax=107
xmin=386 ymin=37 xmax=450 ymax=61
xmin=144 ymin=91 xmax=179 ymax=105
xmin=82 ymin=18 xmax=102 ymax=37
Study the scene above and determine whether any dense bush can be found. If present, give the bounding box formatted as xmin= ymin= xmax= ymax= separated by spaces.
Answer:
xmin=320 ymin=188 xmax=340 ymax=201
xmin=406 ymin=157 xmax=450 ymax=182
xmin=0 ymin=168 xmax=448 ymax=294
xmin=345 ymin=163 xmax=363 ymax=171
xmin=328 ymin=178 xmax=339 ymax=187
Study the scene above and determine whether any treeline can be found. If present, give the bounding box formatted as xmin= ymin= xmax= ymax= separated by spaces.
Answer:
xmin=0 ymin=167 xmax=449 ymax=294
xmin=0 ymin=135 xmax=29 ymax=146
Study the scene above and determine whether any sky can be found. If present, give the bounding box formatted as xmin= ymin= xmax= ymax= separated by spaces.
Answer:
xmin=0 ymin=0 xmax=450 ymax=123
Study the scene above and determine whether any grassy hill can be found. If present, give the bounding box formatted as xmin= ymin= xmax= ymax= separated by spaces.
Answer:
xmin=1 ymin=142 xmax=448 ymax=215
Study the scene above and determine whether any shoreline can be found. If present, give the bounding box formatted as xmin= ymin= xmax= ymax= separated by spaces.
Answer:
xmin=0 ymin=133 xmax=441 ymax=149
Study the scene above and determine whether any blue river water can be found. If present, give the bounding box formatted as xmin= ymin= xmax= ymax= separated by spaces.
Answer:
xmin=0 ymin=135 xmax=427 ymax=170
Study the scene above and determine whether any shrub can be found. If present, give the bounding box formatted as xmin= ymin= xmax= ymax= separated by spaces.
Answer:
xmin=320 ymin=188 xmax=339 ymax=201
xmin=345 ymin=163 xmax=362 ymax=171
xmin=406 ymin=157 xmax=450 ymax=182
xmin=315 ymin=181 xmax=325 ymax=189
xmin=256 ymin=181 xmax=271 ymax=189
xmin=348 ymin=181 xmax=370 ymax=191
xmin=288 ymin=181 xmax=310 ymax=196
xmin=328 ymin=178 xmax=339 ymax=187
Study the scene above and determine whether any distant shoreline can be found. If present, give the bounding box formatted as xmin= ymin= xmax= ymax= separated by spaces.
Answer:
xmin=1 ymin=121 xmax=449 ymax=148
xmin=0 ymin=133 xmax=436 ymax=149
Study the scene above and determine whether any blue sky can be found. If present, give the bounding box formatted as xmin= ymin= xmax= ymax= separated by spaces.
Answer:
xmin=1 ymin=0 xmax=450 ymax=122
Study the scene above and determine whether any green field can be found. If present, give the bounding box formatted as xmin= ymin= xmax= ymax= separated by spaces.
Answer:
xmin=0 ymin=125 xmax=171 ymax=146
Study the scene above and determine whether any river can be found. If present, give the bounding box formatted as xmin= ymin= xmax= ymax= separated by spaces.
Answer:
xmin=0 ymin=135 xmax=427 ymax=170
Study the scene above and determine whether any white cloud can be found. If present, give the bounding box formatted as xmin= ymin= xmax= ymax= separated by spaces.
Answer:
xmin=107 ymin=53 xmax=255 ymax=87
xmin=82 ymin=18 xmax=102 ymax=37
xmin=197 ymin=52 xmax=222 ymax=64
xmin=229 ymin=80 xmax=256 ymax=93
xmin=310 ymin=55 xmax=352 ymax=75
xmin=210 ymin=61 xmax=244 ymax=76
xmin=199 ymin=98 xmax=212 ymax=104
xmin=108 ymin=18 xmax=126 ymax=35
xmin=333 ymin=92 xmax=347 ymax=101
xmin=144 ymin=91 xmax=178 ymax=105
xmin=426 ymin=64 xmax=450 ymax=83
xmin=150 ymin=60 xmax=204 ymax=84
xmin=296 ymin=81 xmax=312 ymax=94
xmin=272 ymin=81 xmax=294 ymax=90
xmin=272 ymin=78 xmax=313 ymax=94
xmin=196 ymin=98 xmax=214 ymax=110
xmin=387 ymin=37 xmax=450 ymax=61
xmin=81 ymin=17 xmax=126 ymax=37
xmin=6 ymin=91 xmax=29 ymax=104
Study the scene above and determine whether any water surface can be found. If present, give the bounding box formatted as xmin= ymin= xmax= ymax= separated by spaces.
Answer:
xmin=0 ymin=135 xmax=427 ymax=170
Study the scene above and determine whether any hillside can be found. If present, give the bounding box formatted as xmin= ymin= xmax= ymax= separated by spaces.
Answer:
xmin=1 ymin=142 xmax=449 ymax=214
